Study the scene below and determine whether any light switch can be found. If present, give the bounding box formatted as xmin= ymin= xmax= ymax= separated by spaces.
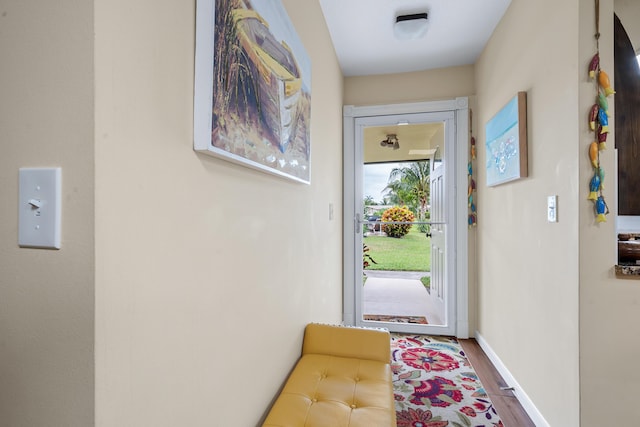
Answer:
xmin=19 ymin=168 xmax=61 ymax=249
xmin=547 ymin=195 xmax=558 ymax=223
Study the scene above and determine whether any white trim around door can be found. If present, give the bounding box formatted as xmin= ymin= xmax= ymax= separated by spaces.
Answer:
xmin=343 ymin=98 xmax=470 ymax=339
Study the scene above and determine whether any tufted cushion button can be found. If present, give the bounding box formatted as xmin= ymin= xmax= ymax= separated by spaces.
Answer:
xmin=312 ymin=398 xmax=318 ymax=403
xmin=354 ymin=377 xmax=360 ymax=382
xmin=350 ymin=404 xmax=357 ymax=409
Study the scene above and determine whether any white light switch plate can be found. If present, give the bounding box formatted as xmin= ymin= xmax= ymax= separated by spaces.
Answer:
xmin=19 ymin=168 xmax=62 ymax=249
xmin=547 ymin=195 xmax=558 ymax=223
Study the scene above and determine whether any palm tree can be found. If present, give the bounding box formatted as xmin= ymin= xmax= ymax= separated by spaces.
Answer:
xmin=384 ymin=161 xmax=430 ymax=226
xmin=383 ymin=182 xmax=409 ymax=206
xmin=364 ymin=195 xmax=376 ymax=206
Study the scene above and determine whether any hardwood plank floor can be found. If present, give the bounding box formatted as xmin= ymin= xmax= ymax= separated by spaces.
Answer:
xmin=458 ymin=339 xmax=536 ymax=427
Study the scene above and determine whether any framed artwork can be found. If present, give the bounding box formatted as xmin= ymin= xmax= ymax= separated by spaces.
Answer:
xmin=194 ymin=0 xmax=312 ymax=184
xmin=485 ymin=92 xmax=528 ymax=186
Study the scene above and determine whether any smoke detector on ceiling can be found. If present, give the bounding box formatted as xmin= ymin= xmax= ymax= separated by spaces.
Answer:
xmin=394 ymin=12 xmax=429 ymax=40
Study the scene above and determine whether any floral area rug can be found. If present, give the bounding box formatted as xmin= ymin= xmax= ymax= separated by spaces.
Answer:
xmin=391 ymin=334 xmax=503 ymax=427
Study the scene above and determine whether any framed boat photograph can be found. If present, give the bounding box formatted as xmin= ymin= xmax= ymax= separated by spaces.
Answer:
xmin=194 ymin=0 xmax=312 ymax=184
xmin=485 ymin=92 xmax=528 ymax=187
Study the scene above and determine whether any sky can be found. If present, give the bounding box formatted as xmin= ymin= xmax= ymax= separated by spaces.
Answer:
xmin=364 ymin=163 xmax=401 ymax=204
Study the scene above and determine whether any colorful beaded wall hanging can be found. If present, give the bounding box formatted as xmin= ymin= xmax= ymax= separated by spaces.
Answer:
xmin=468 ymin=109 xmax=477 ymax=227
xmin=588 ymin=0 xmax=614 ymax=223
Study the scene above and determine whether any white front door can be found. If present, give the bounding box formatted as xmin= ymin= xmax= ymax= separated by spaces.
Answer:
xmin=343 ymin=99 xmax=469 ymax=338
xmin=428 ymin=148 xmax=449 ymax=327
xmin=349 ymin=111 xmax=455 ymax=335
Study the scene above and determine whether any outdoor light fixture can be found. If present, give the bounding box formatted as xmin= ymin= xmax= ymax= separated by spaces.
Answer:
xmin=380 ymin=134 xmax=400 ymax=150
xmin=394 ymin=12 xmax=429 ymax=40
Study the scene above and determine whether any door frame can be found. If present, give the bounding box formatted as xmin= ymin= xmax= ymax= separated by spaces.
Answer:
xmin=343 ymin=98 xmax=470 ymax=338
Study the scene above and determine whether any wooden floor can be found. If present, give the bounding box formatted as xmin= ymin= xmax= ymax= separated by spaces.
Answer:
xmin=458 ymin=339 xmax=536 ymax=427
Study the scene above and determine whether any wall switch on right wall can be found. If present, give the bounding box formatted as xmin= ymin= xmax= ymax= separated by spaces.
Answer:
xmin=18 ymin=167 xmax=62 ymax=249
xmin=547 ymin=195 xmax=558 ymax=222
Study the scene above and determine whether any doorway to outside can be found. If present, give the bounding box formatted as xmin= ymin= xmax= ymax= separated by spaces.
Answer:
xmin=362 ymin=156 xmax=444 ymax=327
xmin=343 ymin=99 xmax=470 ymax=338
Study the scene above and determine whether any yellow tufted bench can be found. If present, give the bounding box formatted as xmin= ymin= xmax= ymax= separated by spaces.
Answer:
xmin=262 ymin=323 xmax=396 ymax=427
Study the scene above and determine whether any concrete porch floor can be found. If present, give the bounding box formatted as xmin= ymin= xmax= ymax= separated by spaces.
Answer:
xmin=362 ymin=270 xmax=444 ymax=325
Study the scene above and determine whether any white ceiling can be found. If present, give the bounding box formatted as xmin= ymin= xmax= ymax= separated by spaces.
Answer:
xmin=318 ymin=0 xmax=513 ymax=77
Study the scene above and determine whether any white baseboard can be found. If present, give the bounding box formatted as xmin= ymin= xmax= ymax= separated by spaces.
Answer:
xmin=474 ymin=332 xmax=550 ymax=427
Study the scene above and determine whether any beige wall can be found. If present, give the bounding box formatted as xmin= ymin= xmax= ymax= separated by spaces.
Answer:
xmin=579 ymin=1 xmax=640 ymax=425
xmin=94 ymin=0 xmax=344 ymax=425
xmin=476 ymin=0 xmax=640 ymax=425
xmin=344 ymin=65 xmax=475 ymax=106
xmin=0 ymin=1 xmax=95 ymax=426
xmin=475 ymin=0 xmax=581 ymax=425
xmin=616 ymin=0 xmax=640 ymax=50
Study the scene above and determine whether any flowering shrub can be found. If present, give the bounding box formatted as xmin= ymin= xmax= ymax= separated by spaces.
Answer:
xmin=381 ymin=206 xmax=414 ymax=238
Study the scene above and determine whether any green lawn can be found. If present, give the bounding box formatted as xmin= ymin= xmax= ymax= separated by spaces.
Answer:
xmin=364 ymin=227 xmax=431 ymax=271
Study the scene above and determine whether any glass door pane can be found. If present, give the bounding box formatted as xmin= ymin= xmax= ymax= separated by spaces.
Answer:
xmin=353 ymin=112 xmax=455 ymax=335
